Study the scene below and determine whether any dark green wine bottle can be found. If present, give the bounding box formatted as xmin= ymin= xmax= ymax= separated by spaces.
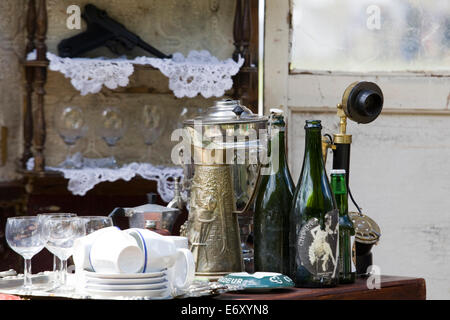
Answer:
xmin=330 ymin=169 xmax=356 ymax=284
xmin=254 ymin=110 xmax=295 ymax=274
xmin=289 ymin=120 xmax=339 ymax=288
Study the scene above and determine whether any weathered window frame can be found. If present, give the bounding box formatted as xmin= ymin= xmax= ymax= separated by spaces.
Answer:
xmin=264 ymin=0 xmax=450 ymax=164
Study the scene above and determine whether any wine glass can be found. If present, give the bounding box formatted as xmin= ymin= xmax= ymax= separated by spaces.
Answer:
xmin=54 ymin=105 xmax=88 ymax=168
xmin=140 ymin=104 xmax=166 ymax=162
xmin=175 ymin=106 xmax=190 ymax=129
xmin=97 ymin=106 xmax=127 ymax=168
xmin=5 ymin=216 xmax=46 ymax=291
xmin=42 ymin=217 xmax=85 ymax=292
xmin=175 ymin=106 xmax=204 ymax=129
xmin=37 ymin=213 xmax=77 ymax=288
xmin=80 ymin=216 xmax=113 ymax=235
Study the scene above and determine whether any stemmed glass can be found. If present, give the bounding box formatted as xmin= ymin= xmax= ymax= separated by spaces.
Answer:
xmin=42 ymin=216 xmax=86 ymax=292
xmin=80 ymin=216 xmax=113 ymax=235
xmin=5 ymin=216 xmax=46 ymax=291
xmin=140 ymin=104 xmax=165 ymax=162
xmin=54 ymin=105 xmax=88 ymax=168
xmin=175 ymin=106 xmax=204 ymax=129
xmin=97 ymin=106 xmax=127 ymax=168
xmin=37 ymin=213 xmax=77 ymax=288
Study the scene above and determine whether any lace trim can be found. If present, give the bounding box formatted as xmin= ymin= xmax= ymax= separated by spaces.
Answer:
xmin=26 ymin=158 xmax=183 ymax=203
xmin=27 ymin=50 xmax=244 ymax=98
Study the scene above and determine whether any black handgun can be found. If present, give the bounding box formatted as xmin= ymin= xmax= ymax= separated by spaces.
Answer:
xmin=58 ymin=4 xmax=170 ymax=59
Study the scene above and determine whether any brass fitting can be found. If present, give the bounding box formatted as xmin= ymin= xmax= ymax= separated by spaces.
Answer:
xmin=333 ymin=103 xmax=352 ymax=145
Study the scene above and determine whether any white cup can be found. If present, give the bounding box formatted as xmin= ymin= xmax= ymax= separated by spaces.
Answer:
xmin=165 ymin=236 xmax=195 ymax=293
xmin=124 ymin=228 xmax=179 ymax=271
xmin=73 ymin=226 xmax=122 ymax=272
xmin=166 ymin=236 xmax=189 ymax=249
xmin=89 ymin=228 xmax=145 ymax=274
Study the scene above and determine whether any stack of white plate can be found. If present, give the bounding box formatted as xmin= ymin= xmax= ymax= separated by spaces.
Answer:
xmin=82 ymin=269 xmax=171 ymax=299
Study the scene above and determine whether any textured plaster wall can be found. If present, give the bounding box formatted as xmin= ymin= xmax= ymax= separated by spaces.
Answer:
xmin=0 ymin=0 xmax=236 ymax=176
xmin=0 ymin=0 xmax=26 ymax=181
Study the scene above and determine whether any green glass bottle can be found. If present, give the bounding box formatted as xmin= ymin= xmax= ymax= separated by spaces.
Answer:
xmin=253 ymin=110 xmax=295 ymax=274
xmin=330 ymin=169 xmax=356 ymax=284
xmin=289 ymin=120 xmax=339 ymax=288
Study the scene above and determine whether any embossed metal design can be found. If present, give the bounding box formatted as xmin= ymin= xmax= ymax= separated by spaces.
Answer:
xmin=187 ymin=165 xmax=243 ymax=279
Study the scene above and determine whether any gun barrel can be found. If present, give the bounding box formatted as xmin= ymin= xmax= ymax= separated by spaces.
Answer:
xmin=137 ymin=39 xmax=171 ymax=59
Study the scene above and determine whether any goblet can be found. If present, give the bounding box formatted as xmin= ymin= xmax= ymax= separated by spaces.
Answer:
xmin=54 ymin=105 xmax=88 ymax=168
xmin=140 ymin=104 xmax=165 ymax=162
xmin=97 ymin=106 xmax=127 ymax=168
xmin=80 ymin=216 xmax=113 ymax=235
xmin=37 ymin=213 xmax=77 ymax=287
xmin=5 ymin=216 xmax=46 ymax=291
xmin=42 ymin=216 xmax=86 ymax=292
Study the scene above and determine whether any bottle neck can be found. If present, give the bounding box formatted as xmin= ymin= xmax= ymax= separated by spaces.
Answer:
xmin=267 ymin=123 xmax=288 ymax=171
xmin=330 ymin=174 xmax=348 ymax=217
xmin=304 ymin=127 xmax=325 ymax=172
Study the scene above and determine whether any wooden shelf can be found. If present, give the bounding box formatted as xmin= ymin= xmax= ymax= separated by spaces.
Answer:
xmin=134 ymin=64 xmax=158 ymax=71
xmin=22 ymin=60 xmax=49 ymax=67
xmin=239 ymin=66 xmax=258 ymax=73
xmin=15 ymin=167 xmax=62 ymax=179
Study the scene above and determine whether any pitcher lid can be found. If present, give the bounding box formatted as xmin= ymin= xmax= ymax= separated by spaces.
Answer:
xmin=184 ymin=99 xmax=267 ymax=125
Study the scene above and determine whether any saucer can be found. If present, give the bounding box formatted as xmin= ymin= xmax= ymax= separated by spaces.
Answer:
xmin=85 ymin=281 xmax=168 ymax=291
xmin=85 ymin=286 xmax=170 ymax=298
xmin=84 ymin=269 xmax=166 ymax=280
xmin=85 ymin=276 xmax=167 ymax=285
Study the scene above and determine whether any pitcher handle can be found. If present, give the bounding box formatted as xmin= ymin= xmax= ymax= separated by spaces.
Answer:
xmin=233 ymin=164 xmax=262 ymax=215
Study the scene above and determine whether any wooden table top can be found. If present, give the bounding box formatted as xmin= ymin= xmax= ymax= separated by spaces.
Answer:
xmin=0 ymin=275 xmax=426 ymax=301
xmin=215 ymin=275 xmax=426 ymax=300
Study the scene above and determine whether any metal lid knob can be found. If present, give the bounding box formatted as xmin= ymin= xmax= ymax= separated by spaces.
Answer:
xmin=232 ymin=105 xmax=245 ymax=118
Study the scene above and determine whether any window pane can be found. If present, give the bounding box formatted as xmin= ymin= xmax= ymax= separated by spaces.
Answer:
xmin=291 ymin=0 xmax=450 ymax=72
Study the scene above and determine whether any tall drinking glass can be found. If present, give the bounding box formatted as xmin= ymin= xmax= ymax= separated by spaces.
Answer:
xmin=43 ymin=217 xmax=86 ymax=292
xmin=37 ymin=213 xmax=77 ymax=287
xmin=5 ymin=216 xmax=46 ymax=291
